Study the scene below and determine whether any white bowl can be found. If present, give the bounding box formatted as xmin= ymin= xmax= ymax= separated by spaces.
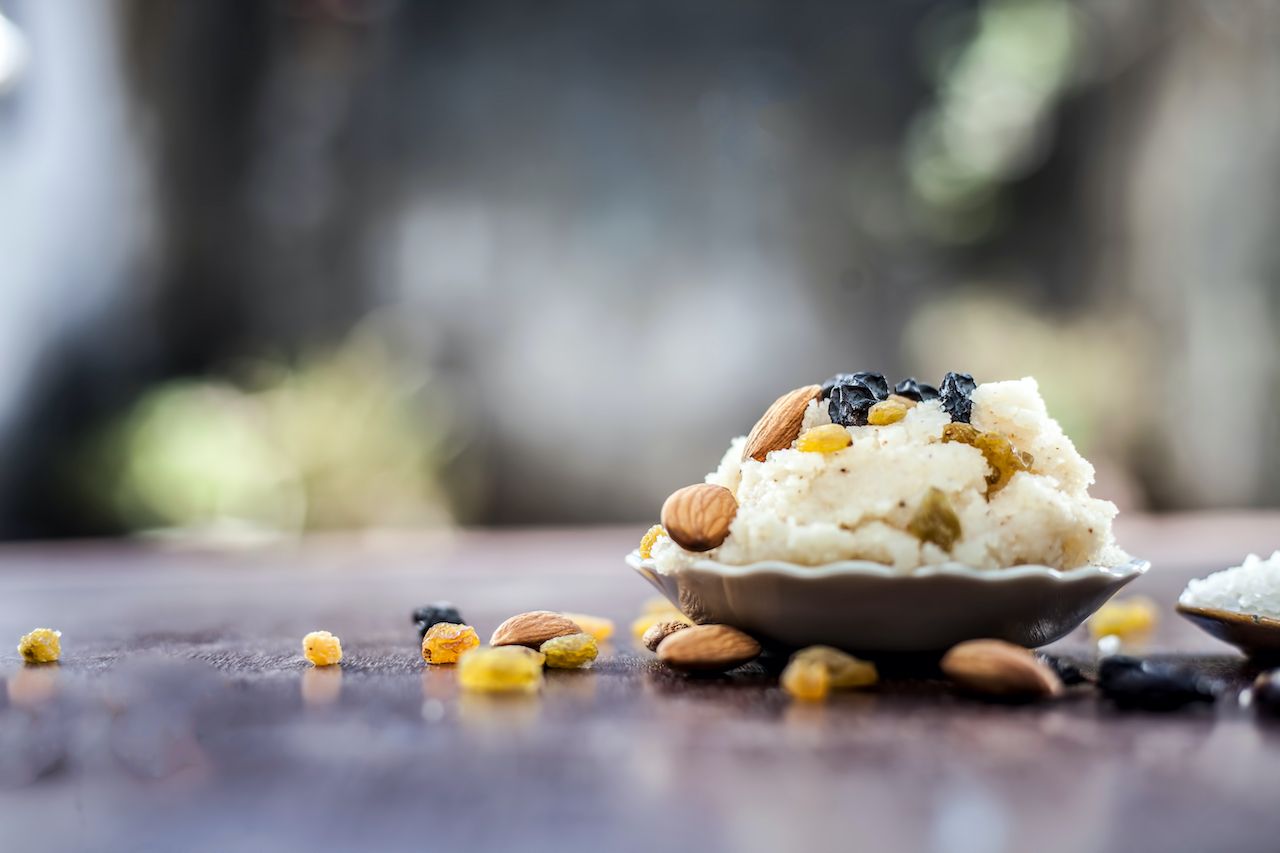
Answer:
xmin=626 ymin=551 xmax=1149 ymax=653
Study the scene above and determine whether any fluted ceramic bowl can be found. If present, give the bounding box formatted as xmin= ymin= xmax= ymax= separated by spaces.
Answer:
xmin=626 ymin=551 xmax=1149 ymax=653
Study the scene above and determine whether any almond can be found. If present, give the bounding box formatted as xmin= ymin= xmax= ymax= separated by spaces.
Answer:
xmin=490 ymin=611 xmax=582 ymax=648
xmin=656 ymin=624 xmax=761 ymax=671
xmin=642 ymin=620 xmax=691 ymax=652
xmin=940 ymin=639 xmax=1063 ymax=699
xmin=742 ymin=384 xmax=822 ymax=462
xmin=661 ymin=484 xmax=737 ymax=552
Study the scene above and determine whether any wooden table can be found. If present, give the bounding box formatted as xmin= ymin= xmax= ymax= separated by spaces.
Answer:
xmin=2 ymin=515 xmax=1279 ymax=853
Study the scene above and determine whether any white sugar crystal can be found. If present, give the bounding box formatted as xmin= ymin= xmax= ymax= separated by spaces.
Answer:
xmin=1179 ymin=552 xmax=1280 ymax=619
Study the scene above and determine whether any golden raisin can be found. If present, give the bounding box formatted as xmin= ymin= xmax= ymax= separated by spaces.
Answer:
xmin=781 ymin=658 xmax=831 ymax=701
xmin=639 ymin=525 xmax=667 ymax=559
xmin=422 ymin=622 xmax=481 ymax=664
xmin=942 ymin=424 xmax=1029 ymax=495
xmin=887 ymin=394 xmax=918 ymax=409
xmin=506 ymin=645 xmax=547 ymax=667
xmin=792 ymin=645 xmax=878 ymax=688
xmin=907 ymin=488 xmax=962 ymax=551
xmin=867 ymin=399 xmax=908 ymax=426
xmin=540 ymin=633 xmax=598 ymax=669
xmin=458 ymin=646 xmax=544 ymax=693
xmin=561 ymin=612 xmax=614 ymax=642
xmin=1088 ymin=597 xmax=1158 ymax=641
xmin=797 ymin=424 xmax=852 ymax=453
xmin=302 ymin=631 xmax=343 ymax=667
xmin=973 ymin=432 xmax=1030 ymax=494
xmin=941 ymin=422 xmax=980 ymax=445
xmin=17 ymin=628 xmax=61 ymax=664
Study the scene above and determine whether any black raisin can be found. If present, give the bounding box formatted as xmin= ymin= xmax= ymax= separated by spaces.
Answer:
xmin=824 ymin=373 xmax=889 ymax=427
xmin=1253 ymin=670 xmax=1280 ymax=718
xmin=1036 ymin=653 xmax=1088 ymax=686
xmin=940 ymin=372 xmax=977 ymax=423
xmin=413 ymin=602 xmax=464 ymax=641
xmin=1098 ymin=656 xmax=1217 ymax=711
xmin=893 ymin=378 xmax=939 ymax=402
xmin=820 ymin=372 xmax=889 ymax=401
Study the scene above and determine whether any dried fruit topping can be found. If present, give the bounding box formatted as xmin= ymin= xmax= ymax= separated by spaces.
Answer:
xmin=940 ymin=639 xmax=1063 ymax=699
xmin=656 ymin=624 xmax=762 ymax=672
xmin=560 ymin=612 xmax=614 ymax=642
xmin=893 ymin=378 xmax=939 ymax=402
xmin=638 ymin=524 xmax=667 ymax=559
xmin=973 ymin=432 xmax=1030 ymax=494
xmin=797 ymin=424 xmax=852 ymax=453
xmin=1036 ymin=653 xmax=1088 ymax=686
xmin=1098 ymin=656 xmax=1217 ymax=710
xmin=540 ymin=633 xmax=599 ymax=669
xmin=907 ymin=487 xmax=962 ymax=551
xmin=302 ymin=631 xmax=343 ymax=667
xmin=781 ymin=658 xmax=831 ymax=701
xmin=421 ymin=622 xmax=481 ymax=664
xmin=821 ymin=372 xmax=890 ymax=401
xmin=1088 ymin=597 xmax=1158 ymax=642
xmin=458 ymin=646 xmax=544 ymax=693
xmin=867 ymin=399 xmax=909 ymax=426
xmin=1252 ymin=670 xmax=1280 ymax=717
xmin=940 ymin=372 xmax=977 ymax=423
xmin=17 ymin=628 xmax=62 ymax=664
xmin=641 ymin=619 xmax=692 ymax=652
xmin=825 ymin=372 xmax=890 ymax=427
xmin=792 ymin=645 xmax=878 ymax=688
xmin=490 ymin=611 xmax=582 ymax=648
xmin=887 ymin=394 xmax=919 ymax=409
xmin=742 ymin=384 xmax=823 ymax=462
xmin=941 ymin=424 xmax=1029 ymax=495
xmin=413 ymin=602 xmax=464 ymax=641
xmin=661 ymin=483 xmax=738 ymax=552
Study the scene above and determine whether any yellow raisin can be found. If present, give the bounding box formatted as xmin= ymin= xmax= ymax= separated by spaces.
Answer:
xmin=797 ymin=424 xmax=852 ymax=453
xmin=887 ymin=394 xmax=918 ymax=409
xmin=506 ymin=645 xmax=547 ymax=667
xmin=942 ymin=424 xmax=1029 ymax=495
xmin=561 ymin=612 xmax=614 ymax=642
xmin=972 ymin=432 xmax=1030 ymax=494
xmin=421 ymin=622 xmax=481 ymax=664
xmin=639 ymin=525 xmax=667 ymax=559
xmin=1088 ymin=597 xmax=1158 ymax=641
xmin=540 ymin=633 xmax=598 ymax=669
xmin=792 ymin=645 xmax=878 ymax=689
xmin=907 ymin=488 xmax=961 ymax=551
xmin=302 ymin=630 xmax=343 ymax=667
xmin=941 ymin=422 xmax=980 ymax=445
xmin=458 ymin=646 xmax=544 ymax=693
xmin=867 ymin=399 xmax=908 ymax=426
xmin=781 ymin=658 xmax=831 ymax=701
xmin=17 ymin=628 xmax=61 ymax=664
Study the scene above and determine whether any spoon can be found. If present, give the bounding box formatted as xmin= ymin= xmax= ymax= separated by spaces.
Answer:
xmin=1176 ymin=603 xmax=1280 ymax=663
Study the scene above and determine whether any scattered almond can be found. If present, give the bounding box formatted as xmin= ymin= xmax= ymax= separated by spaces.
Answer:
xmin=490 ymin=611 xmax=582 ymax=649
xmin=642 ymin=620 xmax=692 ymax=652
xmin=656 ymin=624 xmax=761 ymax=672
xmin=661 ymin=484 xmax=738 ymax=552
xmin=940 ymin=639 xmax=1063 ymax=699
xmin=741 ymin=384 xmax=822 ymax=462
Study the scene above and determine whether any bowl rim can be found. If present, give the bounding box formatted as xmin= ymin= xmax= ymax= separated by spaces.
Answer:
xmin=626 ymin=550 xmax=1150 ymax=583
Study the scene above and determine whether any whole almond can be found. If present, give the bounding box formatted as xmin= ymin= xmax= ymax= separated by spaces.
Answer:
xmin=940 ymin=639 xmax=1063 ymax=699
xmin=657 ymin=624 xmax=761 ymax=671
xmin=661 ymin=484 xmax=737 ymax=552
xmin=642 ymin=620 xmax=692 ymax=652
xmin=742 ymin=384 xmax=822 ymax=462
xmin=490 ymin=611 xmax=582 ymax=648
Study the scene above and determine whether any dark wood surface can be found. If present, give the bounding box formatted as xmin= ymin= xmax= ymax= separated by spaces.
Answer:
xmin=2 ymin=514 xmax=1280 ymax=853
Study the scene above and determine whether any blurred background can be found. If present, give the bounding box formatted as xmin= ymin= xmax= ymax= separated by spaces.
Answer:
xmin=0 ymin=0 xmax=1277 ymax=541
